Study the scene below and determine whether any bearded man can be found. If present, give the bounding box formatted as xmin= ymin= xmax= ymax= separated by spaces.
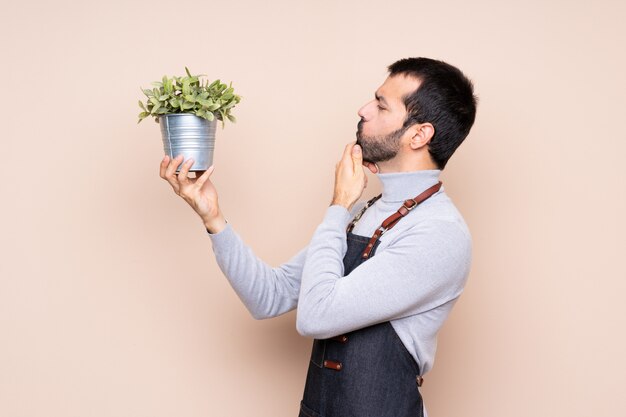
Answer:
xmin=160 ymin=57 xmax=478 ymax=417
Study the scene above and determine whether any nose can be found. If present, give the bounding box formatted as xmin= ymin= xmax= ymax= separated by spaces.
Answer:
xmin=358 ymin=101 xmax=373 ymax=121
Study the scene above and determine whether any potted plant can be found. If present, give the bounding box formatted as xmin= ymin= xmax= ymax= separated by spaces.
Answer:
xmin=137 ymin=67 xmax=241 ymax=172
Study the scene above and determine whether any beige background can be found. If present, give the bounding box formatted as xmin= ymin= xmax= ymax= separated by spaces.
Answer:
xmin=1 ymin=0 xmax=625 ymax=416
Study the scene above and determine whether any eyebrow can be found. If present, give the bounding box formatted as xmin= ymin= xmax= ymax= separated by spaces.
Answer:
xmin=375 ymin=93 xmax=389 ymax=107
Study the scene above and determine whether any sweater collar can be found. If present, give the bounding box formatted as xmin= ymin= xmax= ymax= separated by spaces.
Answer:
xmin=376 ymin=169 xmax=442 ymax=203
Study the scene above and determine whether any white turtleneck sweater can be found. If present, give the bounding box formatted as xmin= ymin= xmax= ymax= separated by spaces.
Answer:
xmin=207 ymin=169 xmax=472 ymax=413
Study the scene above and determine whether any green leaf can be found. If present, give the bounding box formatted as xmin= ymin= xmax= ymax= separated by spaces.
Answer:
xmin=138 ymin=100 xmax=146 ymax=110
xmin=142 ymin=88 xmax=153 ymax=97
xmin=226 ymin=114 xmax=237 ymax=123
xmin=185 ymin=66 xmax=192 ymax=77
xmin=205 ymin=112 xmax=214 ymax=121
xmin=164 ymin=78 xmax=172 ymax=94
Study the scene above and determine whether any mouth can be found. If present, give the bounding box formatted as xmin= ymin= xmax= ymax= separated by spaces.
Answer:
xmin=356 ymin=120 xmax=363 ymax=139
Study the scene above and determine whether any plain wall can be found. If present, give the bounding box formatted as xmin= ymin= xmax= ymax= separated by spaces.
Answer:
xmin=1 ymin=0 xmax=625 ymax=416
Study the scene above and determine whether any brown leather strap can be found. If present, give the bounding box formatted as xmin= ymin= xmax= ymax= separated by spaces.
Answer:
xmin=361 ymin=181 xmax=443 ymax=259
xmin=323 ymin=359 xmax=343 ymax=371
xmin=346 ymin=194 xmax=382 ymax=233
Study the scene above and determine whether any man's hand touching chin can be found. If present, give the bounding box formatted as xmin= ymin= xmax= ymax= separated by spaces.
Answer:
xmin=331 ymin=141 xmax=378 ymax=211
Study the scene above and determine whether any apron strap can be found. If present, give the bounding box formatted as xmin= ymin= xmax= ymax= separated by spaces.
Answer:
xmin=361 ymin=181 xmax=443 ymax=259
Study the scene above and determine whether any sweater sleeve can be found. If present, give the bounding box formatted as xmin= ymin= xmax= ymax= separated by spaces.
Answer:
xmin=208 ymin=222 xmax=308 ymax=319
xmin=206 ymin=202 xmax=367 ymax=320
xmin=296 ymin=205 xmax=472 ymax=339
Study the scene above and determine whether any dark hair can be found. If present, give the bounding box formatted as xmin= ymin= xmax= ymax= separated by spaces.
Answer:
xmin=388 ymin=57 xmax=478 ymax=170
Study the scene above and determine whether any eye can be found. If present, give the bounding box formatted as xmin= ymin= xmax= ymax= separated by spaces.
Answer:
xmin=377 ymin=105 xmax=385 ymax=111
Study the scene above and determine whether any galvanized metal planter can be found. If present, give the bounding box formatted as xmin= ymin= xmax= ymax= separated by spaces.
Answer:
xmin=159 ymin=113 xmax=217 ymax=172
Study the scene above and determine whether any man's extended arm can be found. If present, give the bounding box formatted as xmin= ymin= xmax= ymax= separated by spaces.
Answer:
xmin=206 ymin=201 xmax=367 ymax=320
xmin=208 ymin=223 xmax=307 ymax=319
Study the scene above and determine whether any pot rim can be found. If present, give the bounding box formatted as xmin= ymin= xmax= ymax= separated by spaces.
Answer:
xmin=158 ymin=113 xmax=215 ymax=118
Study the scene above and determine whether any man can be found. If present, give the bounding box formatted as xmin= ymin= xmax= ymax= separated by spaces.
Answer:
xmin=159 ymin=57 xmax=477 ymax=417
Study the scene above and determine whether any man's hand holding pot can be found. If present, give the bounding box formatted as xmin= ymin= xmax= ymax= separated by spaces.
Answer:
xmin=160 ymin=154 xmax=227 ymax=234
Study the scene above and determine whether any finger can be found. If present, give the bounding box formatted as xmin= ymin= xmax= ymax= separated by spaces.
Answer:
xmin=351 ymin=144 xmax=363 ymax=170
xmin=166 ymin=154 xmax=184 ymax=178
xmin=177 ymin=157 xmax=194 ymax=185
xmin=338 ymin=141 xmax=358 ymax=175
xmin=363 ymin=161 xmax=379 ymax=174
xmin=159 ymin=155 xmax=170 ymax=178
xmin=164 ymin=154 xmax=184 ymax=192
xmin=196 ymin=165 xmax=215 ymax=188
xmin=341 ymin=140 xmax=356 ymax=162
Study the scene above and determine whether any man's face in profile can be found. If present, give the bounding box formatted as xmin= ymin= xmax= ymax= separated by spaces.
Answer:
xmin=356 ymin=74 xmax=421 ymax=164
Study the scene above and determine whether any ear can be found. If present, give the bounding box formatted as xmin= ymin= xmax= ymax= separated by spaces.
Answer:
xmin=408 ymin=122 xmax=435 ymax=150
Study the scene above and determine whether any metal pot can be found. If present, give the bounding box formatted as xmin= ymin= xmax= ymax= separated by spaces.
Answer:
xmin=159 ymin=113 xmax=217 ymax=172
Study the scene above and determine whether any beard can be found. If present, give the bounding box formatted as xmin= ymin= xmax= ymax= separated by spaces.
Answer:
xmin=355 ymin=119 xmax=409 ymax=164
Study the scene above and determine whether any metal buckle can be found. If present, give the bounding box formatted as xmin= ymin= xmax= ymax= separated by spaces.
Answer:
xmin=403 ymin=199 xmax=417 ymax=211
